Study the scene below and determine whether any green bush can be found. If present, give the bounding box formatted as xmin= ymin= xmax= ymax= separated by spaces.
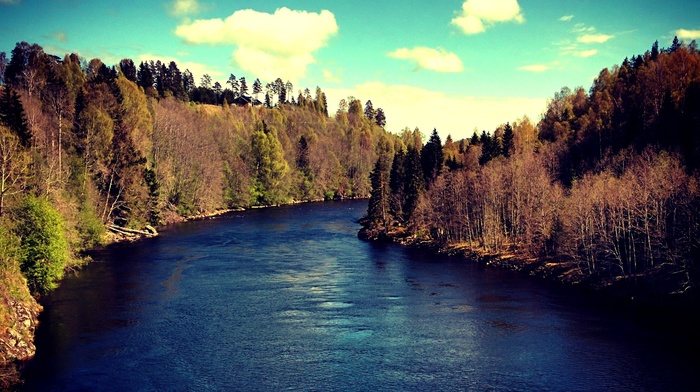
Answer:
xmin=77 ymin=203 xmax=105 ymax=250
xmin=13 ymin=196 xmax=70 ymax=295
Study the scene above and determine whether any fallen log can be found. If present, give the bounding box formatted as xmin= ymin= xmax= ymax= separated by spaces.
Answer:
xmin=107 ymin=224 xmax=158 ymax=237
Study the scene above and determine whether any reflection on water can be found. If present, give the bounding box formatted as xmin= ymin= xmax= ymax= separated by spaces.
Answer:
xmin=22 ymin=201 xmax=699 ymax=391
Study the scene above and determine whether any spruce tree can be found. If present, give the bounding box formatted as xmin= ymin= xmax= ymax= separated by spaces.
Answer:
xmin=239 ymin=77 xmax=248 ymax=97
xmin=403 ymin=146 xmax=425 ymax=219
xmin=367 ymin=154 xmax=391 ymax=225
xmin=364 ymin=100 xmax=375 ymax=120
xmin=0 ymin=86 xmax=30 ymax=147
xmin=470 ymin=131 xmax=480 ymax=146
xmin=502 ymin=122 xmax=514 ymax=158
xmin=420 ymin=128 xmax=443 ymax=186
xmin=375 ymin=108 xmax=386 ymax=128
xmin=389 ymin=149 xmax=406 ymax=220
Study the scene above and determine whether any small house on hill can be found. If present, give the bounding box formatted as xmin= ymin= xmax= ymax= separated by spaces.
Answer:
xmin=232 ymin=95 xmax=263 ymax=107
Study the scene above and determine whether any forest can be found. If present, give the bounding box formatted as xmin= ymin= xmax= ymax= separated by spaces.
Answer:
xmin=1 ymin=35 xmax=699 ymax=385
xmin=362 ymin=38 xmax=700 ymax=304
xmin=0 ymin=41 xmax=396 ymax=383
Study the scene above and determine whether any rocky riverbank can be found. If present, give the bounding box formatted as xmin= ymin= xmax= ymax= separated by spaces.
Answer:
xmin=358 ymin=223 xmax=698 ymax=311
xmin=0 ymin=281 xmax=42 ymax=389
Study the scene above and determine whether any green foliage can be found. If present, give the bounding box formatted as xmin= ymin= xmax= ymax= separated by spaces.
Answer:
xmin=223 ymin=159 xmax=251 ymax=208
xmin=0 ymin=216 xmax=33 ymax=323
xmin=13 ymin=196 xmax=70 ymax=295
xmin=76 ymin=201 xmax=105 ymax=250
xmin=250 ymin=120 xmax=289 ymax=205
xmin=0 ymin=218 xmax=21 ymax=278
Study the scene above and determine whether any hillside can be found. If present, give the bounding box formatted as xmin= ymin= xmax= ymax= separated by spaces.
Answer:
xmin=361 ymin=39 xmax=700 ymax=306
xmin=0 ymin=41 xmax=398 ymax=386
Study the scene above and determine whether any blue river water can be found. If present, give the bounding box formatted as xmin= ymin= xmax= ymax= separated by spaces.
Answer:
xmin=21 ymin=200 xmax=699 ymax=391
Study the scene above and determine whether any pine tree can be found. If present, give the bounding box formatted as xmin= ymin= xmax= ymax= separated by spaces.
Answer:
xmin=420 ymin=128 xmax=443 ymax=186
xmin=253 ymin=78 xmax=262 ymax=100
xmin=403 ymin=146 xmax=425 ymax=219
xmin=119 ymin=59 xmax=137 ymax=82
xmin=367 ymin=154 xmax=391 ymax=225
xmin=502 ymin=122 xmax=514 ymax=158
xmin=470 ymin=131 xmax=480 ymax=146
xmin=669 ymin=36 xmax=681 ymax=54
xmin=227 ymin=74 xmax=239 ymax=98
xmin=375 ymin=108 xmax=386 ymax=128
xmin=364 ymin=100 xmax=375 ymax=120
xmin=479 ymin=131 xmax=495 ymax=165
xmin=651 ymin=40 xmax=660 ymax=61
xmin=297 ymin=135 xmax=311 ymax=177
xmin=137 ymin=62 xmax=155 ymax=95
xmin=239 ymin=77 xmax=248 ymax=97
xmin=182 ymin=69 xmax=195 ymax=94
xmin=0 ymin=52 xmax=7 ymax=86
xmin=389 ymin=149 xmax=406 ymax=220
xmin=0 ymin=86 xmax=30 ymax=147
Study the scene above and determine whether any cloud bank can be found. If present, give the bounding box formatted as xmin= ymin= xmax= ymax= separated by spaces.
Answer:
xmin=518 ymin=64 xmax=549 ymax=73
xmin=327 ymin=82 xmax=545 ymax=140
xmin=175 ymin=7 xmax=338 ymax=82
xmin=577 ymin=33 xmax=614 ymax=44
xmin=452 ymin=0 xmax=525 ymax=35
xmin=388 ymin=47 xmax=463 ymax=73
xmin=170 ymin=0 xmax=201 ymax=17
xmin=676 ymin=29 xmax=700 ymax=40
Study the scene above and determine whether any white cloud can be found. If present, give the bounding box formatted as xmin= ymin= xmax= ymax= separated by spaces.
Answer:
xmin=170 ymin=0 xmax=201 ymax=17
xmin=572 ymin=24 xmax=596 ymax=34
xmin=322 ymin=69 xmax=341 ymax=83
xmin=559 ymin=15 xmax=574 ymax=22
xmin=577 ymin=33 xmax=614 ymax=43
xmin=175 ymin=7 xmax=338 ymax=82
xmin=518 ymin=64 xmax=549 ymax=72
xmin=388 ymin=47 xmax=463 ymax=73
xmin=574 ymin=49 xmax=598 ymax=58
xmin=48 ymin=31 xmax=68 ymax=43
xmin=676 ymin=29 xmax=700 ymax=40
xmin=326 ymin=82 xmax=546 ymax=140
xmin=451 ymin=0 xmax=525 ymax=35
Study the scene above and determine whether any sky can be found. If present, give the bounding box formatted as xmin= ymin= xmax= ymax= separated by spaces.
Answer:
xmin=1 ymin=0 xmax=699 ymax=140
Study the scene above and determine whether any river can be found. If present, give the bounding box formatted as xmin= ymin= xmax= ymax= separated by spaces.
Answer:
xmin=21 ymin=200 xmax=698 ymax=391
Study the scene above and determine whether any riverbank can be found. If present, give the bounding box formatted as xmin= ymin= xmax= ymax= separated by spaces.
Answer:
xmin=1 ymin=197 xmax=357 ymax=389
xmin=358 ymin=223 xmax=699 ymax=313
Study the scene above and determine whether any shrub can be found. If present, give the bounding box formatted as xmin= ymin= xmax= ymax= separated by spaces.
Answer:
xmin=13 ymin=196 xmax=70 ymax=295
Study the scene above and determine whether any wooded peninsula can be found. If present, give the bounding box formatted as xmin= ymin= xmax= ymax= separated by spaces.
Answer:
xmin=0 ymin=37 xmax=699 ymax=386
xmin=361 ymin=37 xmax=700 ymax=309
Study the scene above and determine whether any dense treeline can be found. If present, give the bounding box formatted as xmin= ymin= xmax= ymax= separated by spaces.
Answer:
xmin=363 ymin=38 xmax=700 ymax=301
xmin=0 ymin=41 xmax=396 ymax=381
xmin=0 ymin=41 xmax=394 ymax=298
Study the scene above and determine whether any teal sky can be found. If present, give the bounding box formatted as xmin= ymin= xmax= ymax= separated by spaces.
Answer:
xmin=1 ymin=0 xmax=699 ymax=139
